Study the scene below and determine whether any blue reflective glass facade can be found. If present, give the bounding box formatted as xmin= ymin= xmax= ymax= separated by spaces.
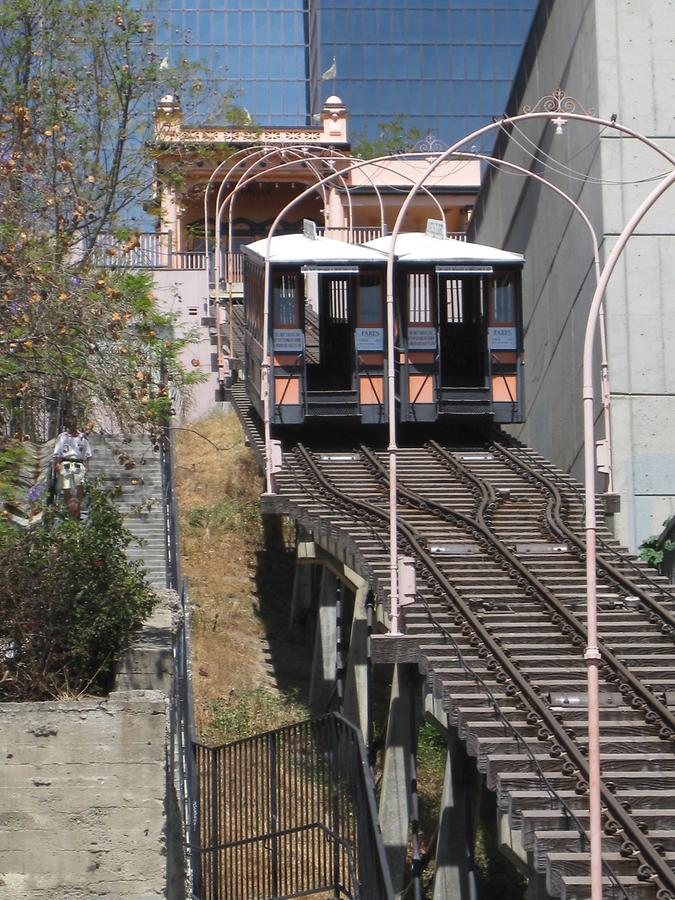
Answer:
xmin=310 ymin=1 xmax=538 ymax=144
xmin=150 ymin=0 xmax=309 ymax=126
xmin=150 ymin=1 xmax=537 ymax=141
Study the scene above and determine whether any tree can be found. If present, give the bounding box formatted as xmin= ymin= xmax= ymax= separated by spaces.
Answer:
xmin=0 ymin=486 xmax=157 ymax=700
xmin=0 ymin=0 xmax=241 ymax=439
xmin=352 ymin=117 xmax=424 ymax=159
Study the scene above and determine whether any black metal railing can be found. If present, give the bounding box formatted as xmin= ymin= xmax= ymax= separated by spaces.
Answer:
xmin=3 ymin=386 xmax=68 ymax=443
xmin=193 ymin=713 xmax=393 ymax=900
xmin=171 ymin=578 xmax=201 ymax=893
xmin=160 ymin=424 xmax=181 ymax=591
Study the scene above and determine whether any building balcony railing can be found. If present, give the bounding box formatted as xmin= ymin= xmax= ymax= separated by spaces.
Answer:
xmin=92 ymin=226 xmax=467 ymax=275
xmin=317 ymin=225 xmax=466 ymax=242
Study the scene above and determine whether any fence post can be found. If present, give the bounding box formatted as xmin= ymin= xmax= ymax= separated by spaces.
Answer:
xmin=210 ymin=749 xmax=219 ymax=899
xmin=379 ymin=664 xmax=418 ymax=892
xmin=269 ymin=732 xmax=279 ymax=897
xmin=330 ymin=717 xmax=341 ymax=895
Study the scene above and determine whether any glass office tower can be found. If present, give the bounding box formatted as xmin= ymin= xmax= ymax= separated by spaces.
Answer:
xmin=150 ymin=0 xmax=309 ymax=127
xmin=309 ymin=1 xmax=538 ymax=144
xmin=150 ymin=1 xmax=538 ymax=141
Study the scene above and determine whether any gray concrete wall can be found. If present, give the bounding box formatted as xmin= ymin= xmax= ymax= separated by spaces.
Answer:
xmin=594 ymin=0 xmax=675 ymax=549
xmin=0 ymin=693 xmax=170 ymax=899
xmin=471 ymin=0 xmax=675 ymax=551
xmin=0 ymin=594 xmax=184 ymax=899
xmin=153 ymin=268 xmax=226 ymax=423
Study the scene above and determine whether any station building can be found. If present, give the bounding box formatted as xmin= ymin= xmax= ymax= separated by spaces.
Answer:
xmin=136 ymin=95 xmax=480 ymax=420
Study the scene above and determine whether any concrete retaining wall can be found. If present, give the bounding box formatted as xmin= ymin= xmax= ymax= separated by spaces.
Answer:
xmin=0 ymin=693 xmax=170 ymax=899
xmin=0 ymin=593 xmax=184 ymax=899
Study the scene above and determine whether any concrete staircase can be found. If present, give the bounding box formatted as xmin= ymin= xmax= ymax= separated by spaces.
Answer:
xmin=88 ymin=434 xmax=168 ymax=589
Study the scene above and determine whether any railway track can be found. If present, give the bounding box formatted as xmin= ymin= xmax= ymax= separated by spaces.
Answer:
xmin=265 ymin=438 xmax=675 ymax=900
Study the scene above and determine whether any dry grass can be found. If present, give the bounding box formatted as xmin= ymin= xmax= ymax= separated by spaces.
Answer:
xmin=175 ymin=412 xmax=280 ymax=738
xmin=175 ymin=410 xmax=313 ymax=744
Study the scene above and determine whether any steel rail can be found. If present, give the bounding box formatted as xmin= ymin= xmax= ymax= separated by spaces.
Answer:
xmin=408 ymin=588 xmax=633 ymax=900
xmin=493 ymin=440 xmax=675 ymax=632
xmin=287 ymin=448 xmax=630 ymax=897
xmin=292 ymin=443 xmax=675 ymax=897
xmin=362 ymin=443 xmax=675 ymax=738
xmin=495 ymin=439 xmax=675 ymax=604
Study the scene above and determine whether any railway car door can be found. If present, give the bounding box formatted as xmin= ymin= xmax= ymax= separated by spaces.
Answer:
xmin=305 ymin=273 xmax=354 ymax=393
xmin=402 ymin=271 xmax=438 ymax=421
xmin=319 ymin=274 xmax=353 ymax=390
xmin=271 ymin=271 xmax=305 ymax=424
xmin=438 ymin=272 xmax=487 ymax=389
xmin=355 ymin=270 xmax=385 ymax=424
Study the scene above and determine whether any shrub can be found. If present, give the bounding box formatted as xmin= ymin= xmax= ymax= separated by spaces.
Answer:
xmin=639 ymin=534 xmax=675 ymax=571
xmin=0 ymin=487 xmax=157 ymax=700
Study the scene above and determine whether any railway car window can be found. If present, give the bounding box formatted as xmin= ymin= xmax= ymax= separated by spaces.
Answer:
xmin=445 ymin=279 xmax=464 ymax=323
xmin=442 ymin=277 xmax=484 ymax=322
xmin=273 ymin=274 xmax=298 ymax=326
xmin=245 ymin=263 xmax=264 ymax=340
xmin=328 ymin=278 xmax=349 ymax=323
xmin=493 ymin=275 xmax=515 ymax=324
xmin=408 ymin=273 xmax=431 ymax=323
xmin=359 ymin=273 xmax=382 ymax=324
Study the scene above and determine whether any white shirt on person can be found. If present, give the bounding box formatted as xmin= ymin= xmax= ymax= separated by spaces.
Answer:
xmin=53 ymin=431 xmax=93 ymax=463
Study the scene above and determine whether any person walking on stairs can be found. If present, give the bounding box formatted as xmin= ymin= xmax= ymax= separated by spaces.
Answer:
xmin=53 ymin=415 xmax=92 ymax=519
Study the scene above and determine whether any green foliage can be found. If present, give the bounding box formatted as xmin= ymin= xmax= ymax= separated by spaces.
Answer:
xmin=0 ymin=0 xmax=229 ymax=436
xmin=0 ymin=443 xmax=27 ymax=504
xmin=204 ymin=687 xmax=308 ymax=745
xmin=639 ymin=534 xmax=675 ymax=569
xmin=0 ymin=263 xmax=200 ymax=439
xmin=184 ymin=496 xmax=260 ymax=537
xmin=474 ymin=808 xmax=528 ymax=899
xmin=352 ymin=117 xmax=424 ymax=159
xmin=416 ymin=721 xmax=447 ymax=775
xmin=0 ymin=486 xmax=157 ymax=700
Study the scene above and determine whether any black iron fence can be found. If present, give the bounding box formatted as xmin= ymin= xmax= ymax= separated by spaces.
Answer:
xmin=171 ymin=578 xmax=200 ymax=892
xmin=160 ymin=424 xmax=181 ymax=591
xmin=192 ymin=713 xmax=393 ymax=900
xmin=166 ymin=427 xmax=390 ymax=898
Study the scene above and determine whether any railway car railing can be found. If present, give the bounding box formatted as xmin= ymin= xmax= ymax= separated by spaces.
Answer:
xmin=192 ymin=713 xmax=393 ymax=900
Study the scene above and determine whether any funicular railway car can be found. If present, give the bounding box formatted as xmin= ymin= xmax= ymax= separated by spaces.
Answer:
xmin=242 ymin=226 xmax=388 ymax=426
xmin=366 ymin=225 xmax=525 ymax=424
xmin=242 ymin=221 xmax=525 ymax=430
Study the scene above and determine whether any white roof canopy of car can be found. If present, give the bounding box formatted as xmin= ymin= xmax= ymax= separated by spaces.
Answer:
xmin=365 ymin=232 xmax=524 ymax=266
xmin=243 ymin=233 xmax=388 ymax=265
xmin=243 ymin=229 xmax=523 ymax=268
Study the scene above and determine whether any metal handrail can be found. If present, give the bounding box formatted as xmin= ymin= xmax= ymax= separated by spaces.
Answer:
xmin=172 ymin=577 xmax=200 ymax=895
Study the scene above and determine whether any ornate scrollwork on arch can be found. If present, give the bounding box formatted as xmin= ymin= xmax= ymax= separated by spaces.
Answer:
xmin=412 ymin=134 xmax=449 ymax=154
xmin=522 ymin=87 xmax=594 ymax=116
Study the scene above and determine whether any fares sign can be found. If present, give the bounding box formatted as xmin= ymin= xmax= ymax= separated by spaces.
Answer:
xmin=356 ymin=327 xmax=384 ymax=351
xmin=408 ymin=327 xmax=437 ymax=350
xmin=303 ymin=219 xmax=318 ymax=240
xmin=488 ymin=327 xmax=517 ymax=350
xmin=426 ymin=218 xmax=447 ymax=240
